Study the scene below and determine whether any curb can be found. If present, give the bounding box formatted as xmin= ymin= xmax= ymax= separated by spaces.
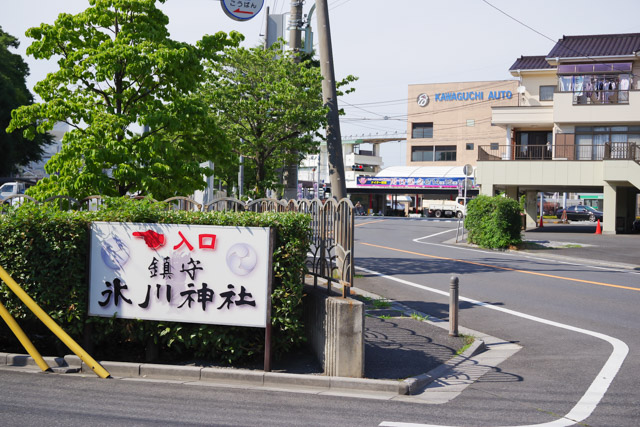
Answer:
xmin=402 ymin=339 xmax=486 ymax=394
xmin=0 ymin=331 xmax=486 ymax=397
xmin=0 ymin=292 xmax=496 ymax=397
xmin=0 ymin=352 xmax=409 ymax=395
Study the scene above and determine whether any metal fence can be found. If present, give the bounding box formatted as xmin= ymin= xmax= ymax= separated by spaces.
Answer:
xmin=0 ymin=195 xmax=355 ymax=297
xmin=479 ymin=142 xmax=640 ymax=162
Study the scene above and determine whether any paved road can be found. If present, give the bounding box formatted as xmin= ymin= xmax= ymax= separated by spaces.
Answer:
xmin=1 ymin=218 xmax=638 ymax=426
xmin=353 ymin=217 xmax=639 ymax=426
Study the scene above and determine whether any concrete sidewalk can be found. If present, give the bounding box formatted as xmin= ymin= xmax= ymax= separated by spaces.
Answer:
xmin=0 ymin=284 xmax=519 ymax=403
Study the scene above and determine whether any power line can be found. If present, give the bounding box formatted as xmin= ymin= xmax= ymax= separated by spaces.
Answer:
xmin=329 ymin=0 xmax=355 ymax=11
xmin=481 ymin=0 xmax=640 ymax=79
xmin=480 ymin=0 xmax=556 ymax=44
xmin=340 ymin=100 xmax=391 ymax=119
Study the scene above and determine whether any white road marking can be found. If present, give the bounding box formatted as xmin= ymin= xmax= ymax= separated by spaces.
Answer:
xmin=413 ymin=230 xmax=640 ymax=276
xmin=359 ymin=230 xmax=630 ymax=427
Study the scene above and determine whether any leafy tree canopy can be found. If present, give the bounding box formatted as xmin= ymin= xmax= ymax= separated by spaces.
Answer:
xmin=8 ymin=0 xmax=241 ymax=200
xmin=203 ymin=43 xmax=354 ymax=198
xmin=0 ymin=26 xmax=53 ymax=176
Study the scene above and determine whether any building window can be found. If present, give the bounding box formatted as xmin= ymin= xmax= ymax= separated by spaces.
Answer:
xmin=411 ymin=146 xmax=433 ymax=162
xmin=490 ymin=142 xmax=499 ymax=151
xmin=435 ymin=146 xmax=457 ymax=161
xmin=540 ymin=85 xmax=555 ymax=101
xmin=466 ymin=119 xmax=475 ymax=127
xmin=574 ymin=126 xmax=640 ymax=160
xmin=411 ymin=146 xmax=457 ymax=161
xmin=516 ymin=131 xmax=552 ymax=160
xmin=466 ymin=143 xmax=474 ymax=150
xmin=411 ymin=122 xmax=433 ymax=139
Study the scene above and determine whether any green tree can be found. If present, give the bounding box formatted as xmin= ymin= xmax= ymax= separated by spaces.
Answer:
xmin=7 ymin=0 xmax=239 ymax=200
xmin=0 ymin=26 xmax=53 ymax=176
xmin=202 ymin=43 xmax=332 ymax=198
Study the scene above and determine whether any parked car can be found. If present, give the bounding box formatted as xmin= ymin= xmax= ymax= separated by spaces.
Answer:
xmin=555 ymin=205 xmax=603 ymax=222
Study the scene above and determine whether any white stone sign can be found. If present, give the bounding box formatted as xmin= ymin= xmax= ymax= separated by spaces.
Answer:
xmin=89 ymin=222 xmax=271 ymax=328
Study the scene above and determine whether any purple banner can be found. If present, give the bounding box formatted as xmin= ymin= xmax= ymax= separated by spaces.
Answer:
xmin=357 ymin=176 xmax=476 ymax=189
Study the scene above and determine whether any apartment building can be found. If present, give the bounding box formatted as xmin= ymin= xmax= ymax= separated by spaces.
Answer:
xmin=478 ymin=32 xmax=640 ymax=233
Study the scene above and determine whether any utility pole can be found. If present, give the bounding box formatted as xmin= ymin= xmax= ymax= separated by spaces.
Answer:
xmin=315 ymin=0 xmax=346 ymax=200
xmin=282 ymin=1 xmax=304 ymax=200
xmin=289 ymin=1 xmax=303 ymax=57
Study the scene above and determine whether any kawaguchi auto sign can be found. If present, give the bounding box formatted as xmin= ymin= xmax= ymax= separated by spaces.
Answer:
xmin=88 ymin=222 xmax=271 ymax=328
xmin=357 ymin=176 xmax=476 ymax=189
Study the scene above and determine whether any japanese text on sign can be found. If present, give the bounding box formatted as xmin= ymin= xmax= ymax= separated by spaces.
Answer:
xmin=220 ymin=0 xmax=264 ymax=22
xmin=89 ymin=222 xmax=271 ymax=328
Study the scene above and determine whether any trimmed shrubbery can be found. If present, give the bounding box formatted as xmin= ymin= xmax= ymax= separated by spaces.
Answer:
xmin=0 ymin=198 xmax=311 ymax=364
xmin=465 ymin=195 xmax=522 ymax=249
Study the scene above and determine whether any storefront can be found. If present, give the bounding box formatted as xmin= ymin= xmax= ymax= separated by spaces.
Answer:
xmin=349 ymin=166 xmax=478 ymax=216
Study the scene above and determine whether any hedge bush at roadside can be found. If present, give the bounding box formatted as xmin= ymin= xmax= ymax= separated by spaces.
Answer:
xmin=465 ymin=195 xmax=522 ymax=249
xmin=0 ymin=198 xmax=311 ymax=364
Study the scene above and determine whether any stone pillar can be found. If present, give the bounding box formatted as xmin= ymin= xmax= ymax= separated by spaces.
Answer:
xmin=325 ymin=297 xmax=364 ymax=378
xmin=603 ymin=182 xmax=617 ymax=234
xmin=525 ymin=190 xmax=538 ymax=229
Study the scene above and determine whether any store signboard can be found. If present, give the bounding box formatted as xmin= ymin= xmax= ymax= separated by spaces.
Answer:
xmin=357 ymin=176 xmax=477 ymax=189
xmin=89 ymin=222 xmax=271 ymax=328
xmin=433 ymin=90 xmax=513 ymax=102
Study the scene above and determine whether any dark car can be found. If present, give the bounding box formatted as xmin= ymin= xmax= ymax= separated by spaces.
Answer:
xmin=556 ymin=205 xmax=603 ymax=222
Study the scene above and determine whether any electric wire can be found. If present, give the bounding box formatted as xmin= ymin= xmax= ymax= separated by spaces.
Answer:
xmin=481 ymin=0 xmax=640 ymax=79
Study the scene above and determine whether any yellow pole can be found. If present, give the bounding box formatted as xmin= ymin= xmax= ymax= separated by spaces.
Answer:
xmin=0 ymin=299 xmax=51 ymax=372
xmin=0 ymin=265 xmax=111 ymax=379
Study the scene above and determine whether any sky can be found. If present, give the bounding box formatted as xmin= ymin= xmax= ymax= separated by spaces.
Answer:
xmin=3 ymin=0 xmax=640 ymax=167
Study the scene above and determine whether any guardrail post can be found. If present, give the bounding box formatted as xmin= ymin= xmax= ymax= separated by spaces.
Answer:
xmin=449 ymin=276 xmax=459 ymax=337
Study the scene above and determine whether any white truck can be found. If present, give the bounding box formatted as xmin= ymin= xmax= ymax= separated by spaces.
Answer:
xmin=423 ymin=197 xmax=469 ymax=218
xmin=0 ymin=181 xmax=27 ymax=202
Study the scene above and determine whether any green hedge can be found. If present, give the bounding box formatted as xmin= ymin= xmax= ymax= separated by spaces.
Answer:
xmin=465 ymin=195 xmax=522 ymax=249
xmin=0 ymin=198 xmax=311 ymax=364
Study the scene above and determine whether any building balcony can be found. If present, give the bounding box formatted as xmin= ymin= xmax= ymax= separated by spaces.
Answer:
xmin=346 ymin=152 xmax=383 ymax=167
xmin=492 ymin=105 xmax=554 ymax=127
xmin=553 ymin=91 xmax=640 ymax=124
xmin=478 ymin=142 xmax=640 ymax=162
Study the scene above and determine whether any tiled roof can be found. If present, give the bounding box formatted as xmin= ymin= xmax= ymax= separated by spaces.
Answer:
xmin=547 ymin=33 xmax=640 ymax=59
xmin=509 ymin=56 xmax=553 ymax=71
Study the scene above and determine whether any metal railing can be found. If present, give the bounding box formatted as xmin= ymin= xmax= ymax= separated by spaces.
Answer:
xmin=479 ymin=142 xmax=640 ymax=162
xmin=0 ymin=195 xmax=355 ymax=297
xmin=567 ymin=89 xmax=630 ymax=105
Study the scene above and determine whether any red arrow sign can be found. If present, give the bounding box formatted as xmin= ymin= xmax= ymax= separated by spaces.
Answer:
xmin=234 ymin=8 xmax=254 ymax=15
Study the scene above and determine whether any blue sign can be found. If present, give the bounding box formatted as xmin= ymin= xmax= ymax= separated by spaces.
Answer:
xmin=221 ymin=0 xmax=264 ymax=22
xmin=434 ymin=91 xmax=513 ymax=102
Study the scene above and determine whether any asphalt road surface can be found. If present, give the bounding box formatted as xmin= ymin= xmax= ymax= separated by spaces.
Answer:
xmin=354 ymin=217 xmax=639 ymax=426
xmin=0 ymin=217 xmax=638 ymax=426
